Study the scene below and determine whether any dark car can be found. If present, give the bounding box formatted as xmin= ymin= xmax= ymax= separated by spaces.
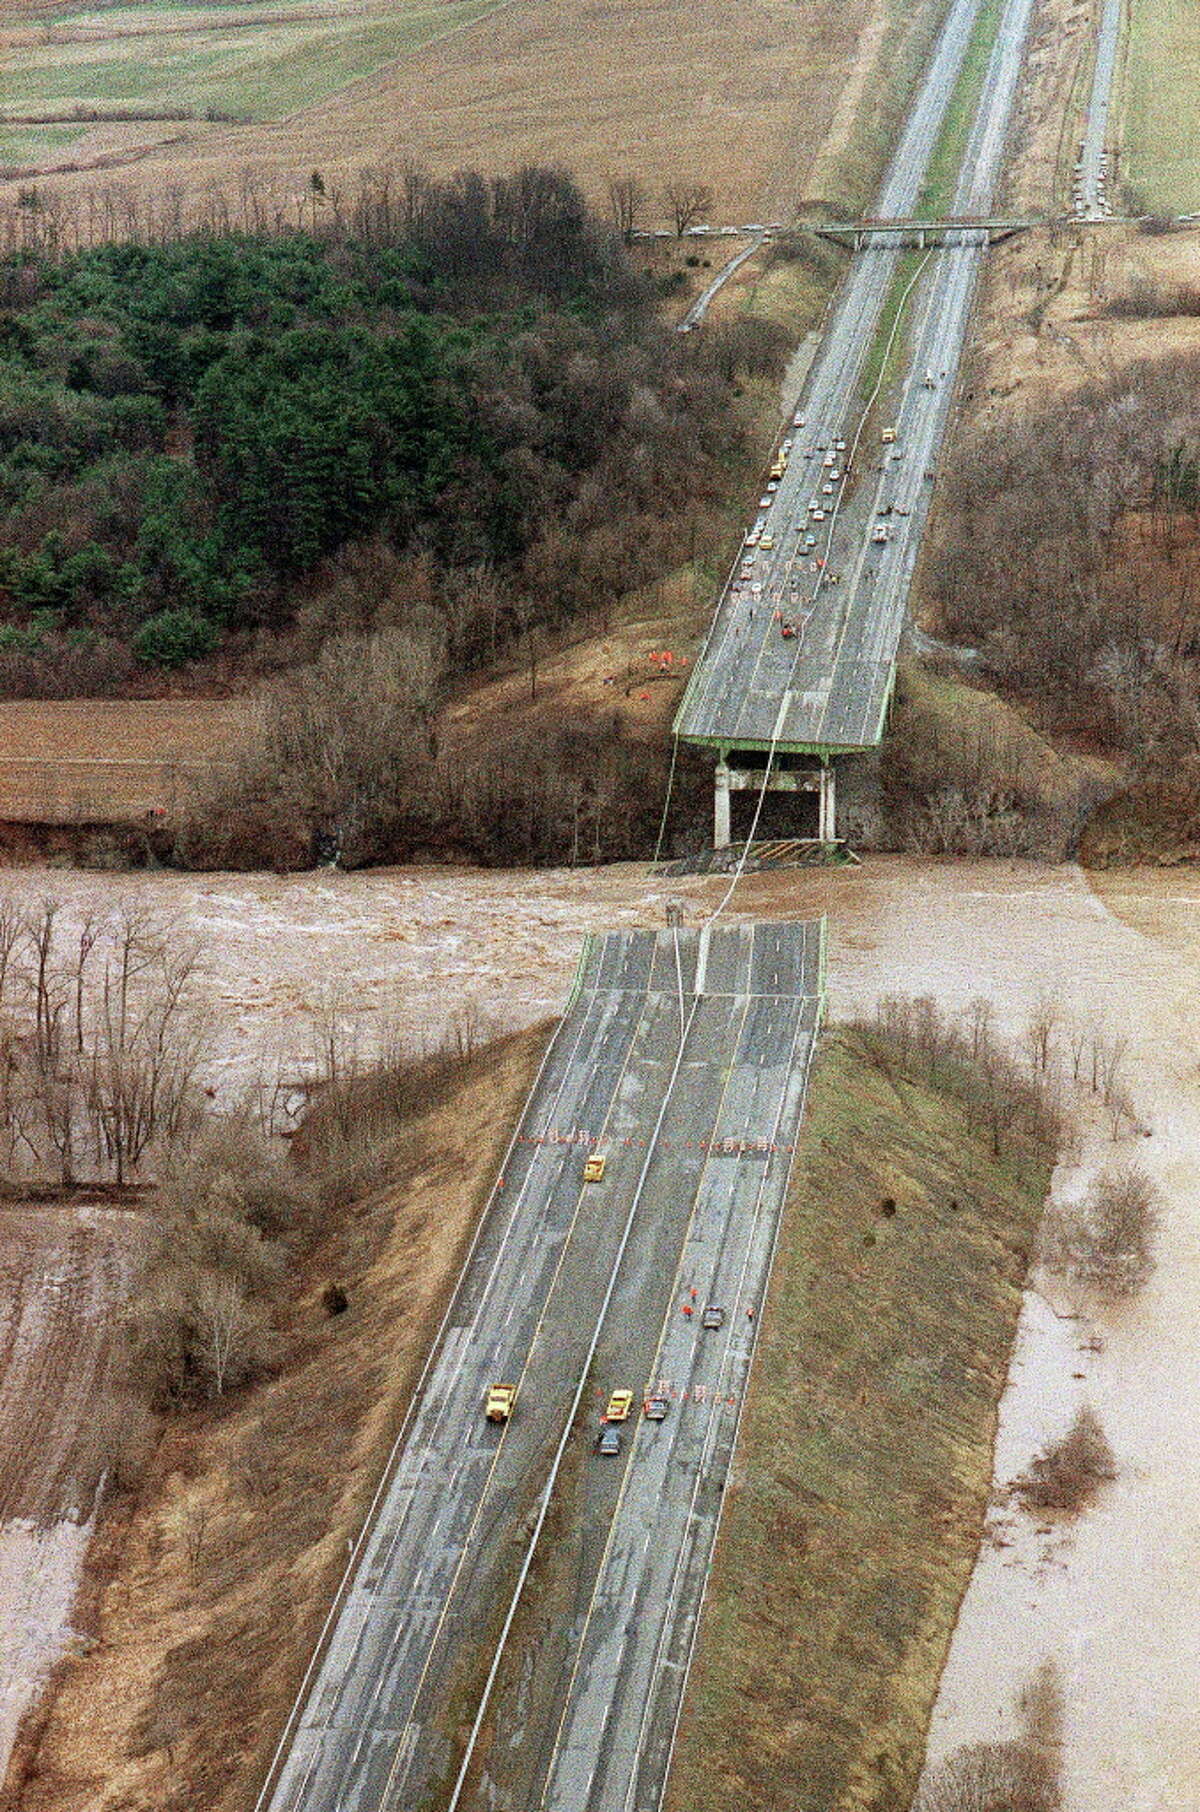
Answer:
xmin=596 ymin=1426 xmax=622 ymax=1456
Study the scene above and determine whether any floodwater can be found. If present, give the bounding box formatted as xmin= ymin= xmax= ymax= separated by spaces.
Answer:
xmin=0 ymin=1516 xmax=94 ymax=1782
xmin=795 ymin=859 xmax=1200 ymax=1812
xmin=1 ymin=854 xmax=1198 ymax=1801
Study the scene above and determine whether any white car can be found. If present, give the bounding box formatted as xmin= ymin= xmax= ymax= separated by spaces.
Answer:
xmin=822 ymin=451 xmax=836 ymax=469
xmin=750 ymin=581 xmax=764 ymax=595
xmin=829 ymin=469 xmax=841 ymax=482
xmin=821 ymin=481 xmax=834 ymax=496
xmin=871 ymin=524 xmax=889 ymax=544
xmin=759 ymin=495 xmax=773 ymax=509
xmin=792 ymin=411 xmax=806 ymax=428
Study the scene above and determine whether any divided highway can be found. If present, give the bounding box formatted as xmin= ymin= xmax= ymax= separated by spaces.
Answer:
xmin=1077 ymin=0 xmax=1121 ymax=216
xmin=258 ymin=922 xmax=824 ymax=1812
xmin=675 ymin=0 xmax=1040 ymax=756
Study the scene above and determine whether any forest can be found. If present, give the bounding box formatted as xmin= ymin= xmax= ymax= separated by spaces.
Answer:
xmin=0 ymin=166 xmax=781 ymax=687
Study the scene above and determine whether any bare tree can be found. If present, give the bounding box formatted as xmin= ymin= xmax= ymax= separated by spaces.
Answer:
xmin=1066 ymin=1020 xmax=1089 ymax=1082
xmin=85 ymin=913 xmax=205 ymax=1184
xmin=1012 ymin=1404 xmax=1116 ymax=1513
xmin=1040 ymin=1162 xmax=1158 ymax=1294
xmin=965 ymin=995 xmax=993 ymax=1062
xmin=193 ymin=1274 xmax=260 ymax=1398
xmin=663 ymin=180 xmax=713 ymax=237
xmin=1024 ymin=994 xmax=1058 ymax=1075
xmin=607 ymin=174 xmax=647 ymax=244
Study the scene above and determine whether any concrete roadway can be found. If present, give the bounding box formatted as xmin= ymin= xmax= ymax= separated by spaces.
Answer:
xmin=258 ymin=922 xmax=823 ymax=1812
xmin=1076 ymin=0 xmax=1121 ymax=216
xmin=533 ymin=940 xmax=821 ymax=1812
xmin=674 ymin=0 xmax=1039 ymax=756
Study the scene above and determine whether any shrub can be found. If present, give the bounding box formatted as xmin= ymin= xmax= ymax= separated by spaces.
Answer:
xmin=1012 ymin=1404 xmax=1116 ymax=1514
xmin=133 ymin=607 xmax=219 ymax=667
xmin=914 ymin=1740 xmax=1059 ymax=1812
xmin=1039 ymin=1163 xmax=1159 ymax=1294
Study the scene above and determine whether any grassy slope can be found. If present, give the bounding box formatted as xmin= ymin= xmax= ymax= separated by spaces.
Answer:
xmin=3 ymin=0 xmax=509 ymax=121
xmin=6 ymin=1024 xmax=550 ymax=1812
xmin=667 ymin=1031 xmax=1052 ymax=1812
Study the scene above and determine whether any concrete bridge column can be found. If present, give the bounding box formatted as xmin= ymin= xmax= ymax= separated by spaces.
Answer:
xmin=818 ymin=764 xmax=836 ymax=842
xmin=714 ymin=760 xmax=732 ymax=848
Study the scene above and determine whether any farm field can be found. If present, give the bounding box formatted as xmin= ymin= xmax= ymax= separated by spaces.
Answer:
xmin=1123 ymin=0 xmax=1200 ymax=210
xmin=1 ymin=0 xmax=949 ymax=227
xmin=0 ymin=701 xmax=257 ymax=824
xmin=0 ymin=0 xmax=513 ymax=181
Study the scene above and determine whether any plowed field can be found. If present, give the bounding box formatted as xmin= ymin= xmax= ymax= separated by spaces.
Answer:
xmin=0 ymin=700 xmax=256 ymax=824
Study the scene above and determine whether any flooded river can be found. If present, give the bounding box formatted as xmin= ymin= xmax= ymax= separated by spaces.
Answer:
xmin=1 ymin=854 xmax=1197 ymax=1802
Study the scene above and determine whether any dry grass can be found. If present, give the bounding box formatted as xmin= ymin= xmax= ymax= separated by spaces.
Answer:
xmin=1123 ymin=0 xmax=1200 ymax=212
xmin=882 ymin=660 xmax=1116 ymax=857
xmin=666 ymin=1030 xmax=1055 ymax=1812
xmin=0 ymin=0 xmax=942 ymax=229
xmin=4 ymin=1022 xmax=549 ymax=1812
xmin=1 ymin=0 xmax=511 ymax=125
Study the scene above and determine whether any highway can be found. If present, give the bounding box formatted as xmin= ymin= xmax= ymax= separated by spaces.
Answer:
xmin=674 ymin=0 xmax=1040 ymax=757
xmin=254 ymin=0 xmax=1072 ymax=1799
xmin=257 ymin=922 xmax=824 ymax=1812
xmin=1076 ymin=0 xmax=1121 ymax=216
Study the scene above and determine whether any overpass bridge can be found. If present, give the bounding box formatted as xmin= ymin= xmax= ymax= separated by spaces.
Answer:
xmin=804 ymin=213 xmax=1043 ymax=248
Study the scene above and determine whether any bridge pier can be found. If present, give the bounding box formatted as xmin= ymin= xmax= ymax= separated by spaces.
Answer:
xmin=712 ymin=753 xmax=837 ymax=848
xmin=714 ymin=759 xmax=732 ymax=848
xmin=818 ymin=764 xmax=836 ymax=842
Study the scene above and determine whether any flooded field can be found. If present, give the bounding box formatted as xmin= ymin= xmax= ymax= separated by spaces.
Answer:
xmin=0 ymin=1204 xmax=146 ymax=1784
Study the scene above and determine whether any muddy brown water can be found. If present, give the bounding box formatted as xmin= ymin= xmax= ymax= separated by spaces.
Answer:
xmin=0 ymin=854 xmax=1195 ymax=1803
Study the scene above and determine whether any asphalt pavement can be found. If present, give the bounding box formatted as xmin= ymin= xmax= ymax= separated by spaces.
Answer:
xmin=675 ymin=0 xmax=1039 ymax=756
xmin=1076 ymin=0 xmax=1121 ymax=216
xmin=258 ymin=923 xmax=824 ymax=1812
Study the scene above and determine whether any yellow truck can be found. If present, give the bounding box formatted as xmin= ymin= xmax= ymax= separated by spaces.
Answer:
xmin=485 ymin=1383 xmax=517 ymax=1423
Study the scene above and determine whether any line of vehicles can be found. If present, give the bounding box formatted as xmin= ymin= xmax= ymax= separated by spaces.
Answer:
xmin=731 ymin=415 xmax=906 ymax=641
xmin=484 ymin=1149 xmax=728 ymax=1456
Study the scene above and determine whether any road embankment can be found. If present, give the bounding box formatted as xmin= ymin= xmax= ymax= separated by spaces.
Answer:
xmin=665 ymin=1028 xmax=1054 ymax=1812
xmin=2 ymin=1025 xmax=550 ymax=1812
